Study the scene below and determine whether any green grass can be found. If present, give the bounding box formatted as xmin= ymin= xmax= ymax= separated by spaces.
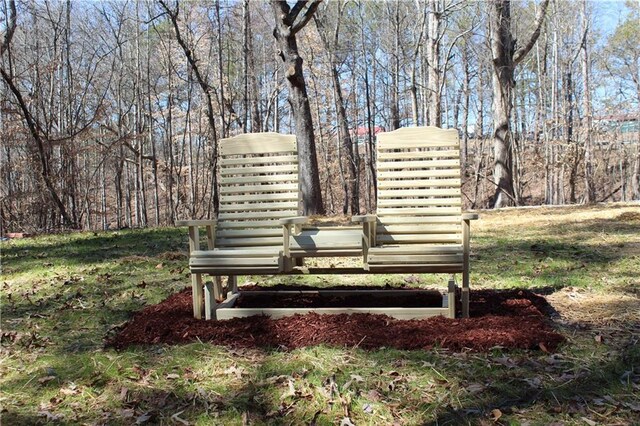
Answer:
xmin=1 ymin=203 xmax=639 ymax=424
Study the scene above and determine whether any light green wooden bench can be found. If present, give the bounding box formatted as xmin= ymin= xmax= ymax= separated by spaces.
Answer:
xmin=177 ymin=133 xmax=301 ymax=319
xmin=353 ymin=126 xmax=478 ymax=317
xmin=179 ymin=128 xmax=477 ymax=320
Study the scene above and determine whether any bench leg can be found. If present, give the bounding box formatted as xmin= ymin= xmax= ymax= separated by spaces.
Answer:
xmin=204 ymin=281 xmax=214 ymax=320
xmin=462 ymin=267 xmax=470 ymax=318
xmin=191 ymin=273 xmax=204 ymax=319
xmin=447 ymin=277 xmax=457 ymax=319
xmin=228 ymin=275 xmax=238 ymax=295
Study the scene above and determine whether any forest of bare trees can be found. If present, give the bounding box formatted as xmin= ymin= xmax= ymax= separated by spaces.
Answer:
xmin=1 ymin=0 xmax=639 ymax=232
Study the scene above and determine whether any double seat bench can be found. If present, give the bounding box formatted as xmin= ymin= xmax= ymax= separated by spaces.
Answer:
xmin=177 ymin=127 xmax=478 ymax=320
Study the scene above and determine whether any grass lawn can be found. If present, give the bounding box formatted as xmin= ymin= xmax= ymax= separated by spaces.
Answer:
xmin=1 ymin=203 xmax=639 ymax=425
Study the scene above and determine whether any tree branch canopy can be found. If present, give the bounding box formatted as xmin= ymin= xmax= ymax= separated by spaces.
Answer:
xmin=0 ymin=0 xmax=17 ymax=56
xmin=287 ymin=0 xmax=323 ymax=35
xmin=513 ymin=0 xmax=549 ymax=65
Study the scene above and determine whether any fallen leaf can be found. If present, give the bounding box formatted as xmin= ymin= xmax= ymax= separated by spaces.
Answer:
xmin=259 ymin=375 xmax=290 ymax=386
xmin=224 ymin=366 xmax=245 ymax=379
xmin=171 ymin=410 xmax=190 ymax=425
xmin=491 ymin=408 xmax=502 ymax=421
xmin=581 ymin=417 xmax=596 ymax=426
xmin=166 ymin=373 xmax=180 ymax=380
xmin=340 ymin=417 xmax=356 ymax=426
xmin=367 ymin=389 xmax=381 ymax=402
xmin=155 ymin=263 xmax=164 ymax=269
xmin=136 ymin=412 xmax=151 ymax=424
xmin=624 ymin=402 xmax=640 ymax=412
xmin=594 ymin=335 xmax=603 ymax=343
xmin=38 ymin=376 xmax=56 ymax=384
xmin=362 ymin=403 xmax=373 ymax=414
xmin=350 ymin=374 xmax=364 ymax=382
xmin=119 ymin=387 xmax=129 ymax=401
xmin=38 ymin=410 xmax=62 ymax=421
xmin=280 ymin=379 xmax=297 ymax=400
xmin=467 ymin=383 xmax=485 ymax=394
xmin=119 ymin=409 xmax=135 ymax=418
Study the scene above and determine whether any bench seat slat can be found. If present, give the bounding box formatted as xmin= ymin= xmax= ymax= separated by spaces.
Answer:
xmin=368 ymin=254 xmax=463 ymax=264
xmin=191 ymin=248 xmax=281 ymax=257
xmin=377 ymin=234 xmax=462 ymax=244
xmin=190 ymin=257 xmax=280 ymax=267
xmin=216 ymin=237 xmax=286 ymax=247
xmin=368 ymin=245 xmax=462 ymax=255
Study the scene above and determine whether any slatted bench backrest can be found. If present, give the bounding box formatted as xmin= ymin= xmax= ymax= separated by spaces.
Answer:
xmin=217 ymin=133 xmax=299 ymax=249
xmin=376 ymin=126 xmax=463 ymax=247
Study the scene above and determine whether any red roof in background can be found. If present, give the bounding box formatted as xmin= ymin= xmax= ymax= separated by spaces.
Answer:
xmin=352 ymin=126 xmax=385 ymax=137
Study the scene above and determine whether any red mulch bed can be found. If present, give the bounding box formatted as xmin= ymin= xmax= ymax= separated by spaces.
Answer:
xmin=107 ymin=286 xmax=565 ymax=352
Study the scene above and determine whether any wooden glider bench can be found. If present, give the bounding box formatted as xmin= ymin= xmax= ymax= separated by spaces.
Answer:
xmin=177 ymin=128 xmax=477 ymax=320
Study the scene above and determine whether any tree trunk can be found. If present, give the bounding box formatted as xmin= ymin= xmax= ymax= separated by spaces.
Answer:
xmin=489 ymin=0 xmax=549 ymax=208
xmin=272 ymin=0 xmax=324 ymax=215
xmin=427 ymin=0 xmax=442 ymax=127
xmin=315 ymin=6 xmax=359 ymax=215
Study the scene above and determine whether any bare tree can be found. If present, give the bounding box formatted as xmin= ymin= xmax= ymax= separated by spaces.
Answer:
xmin=271 ymin=0 xmax=324 ymax=215
xmin=315 ymin=2 xmax=359 ymax=215
xmin=489 ymin=0 xmax=549 ymax=208
xmin=159 ymin=0 xmax=220 ymax=215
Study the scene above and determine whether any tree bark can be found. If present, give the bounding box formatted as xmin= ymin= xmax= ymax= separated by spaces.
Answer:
xmin=426 ymin=0 xmax=442 ymax=127
xmin=489 ymin=0 xmax=549 ymax=208
xmin=271 ymin=0 xmax=324 ymax=215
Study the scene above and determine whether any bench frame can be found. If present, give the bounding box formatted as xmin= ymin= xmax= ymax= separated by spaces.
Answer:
xmin=180 ymin=216 xmax=476 ymax=320
xmin=179 ymin=128 xmax=478 ymax=321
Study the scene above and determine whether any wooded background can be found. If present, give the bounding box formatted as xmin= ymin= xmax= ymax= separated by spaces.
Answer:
xmin=1 ymin=0 xmax=639 ymax=232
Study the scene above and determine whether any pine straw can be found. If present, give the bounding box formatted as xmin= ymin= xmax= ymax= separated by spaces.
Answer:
xmin=546 ymin=287 xmax=640 ymax=326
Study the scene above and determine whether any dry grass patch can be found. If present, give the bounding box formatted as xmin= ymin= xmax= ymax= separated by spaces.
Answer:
xmin=547 ymin=287 xmax=640 ymax=327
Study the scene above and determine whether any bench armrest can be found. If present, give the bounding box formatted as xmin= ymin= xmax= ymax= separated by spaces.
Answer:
xmin=177 ymin=219 xmax=216 ymax=252
xmin=462 ymin=213 xmax=479 ymax=221
xmin=279 ymin=216 xmax=310 ymax=226
xmin=176 ymin=219 xmax=217 ymax=227
xmin=352 ymin=214 xmax=377 ymax=223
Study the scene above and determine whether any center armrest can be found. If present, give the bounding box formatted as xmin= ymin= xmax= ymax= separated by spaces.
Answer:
xmin=352 ymin=214 xmax=377 ymax=223
xmin=279 ymin=216 xmax=310 ymax=226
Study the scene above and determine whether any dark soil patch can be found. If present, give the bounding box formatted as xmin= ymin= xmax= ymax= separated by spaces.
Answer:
xmin=108 ymin=286 xmax=565 ymax=352
xmin=235 ymin=288 xmax=443 ymax=308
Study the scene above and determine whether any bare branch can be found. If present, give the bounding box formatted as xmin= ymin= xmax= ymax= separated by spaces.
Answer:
xmin=291 ymin=0 xmax=323 ymax=35
xmin=1 ymin=0 xmax=17 ymax=56
xmin=514 ymin=0 xmax=550 ymax=65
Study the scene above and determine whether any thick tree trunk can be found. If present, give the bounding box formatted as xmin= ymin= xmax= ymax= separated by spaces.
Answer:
xmin=581 ymin=0 xmax=595 ymax=203
xmin=490 ymin=0 xmax=516 ymax=208
xmin=272 ymin=0 xmax=324 ymax=215
xmin=489 ymin=0 xmax=549 ymax=208
xmin=426 ymin=0 xmax=442 ymax=127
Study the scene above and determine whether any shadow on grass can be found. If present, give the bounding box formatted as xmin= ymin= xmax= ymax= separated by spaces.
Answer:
xmin=426 ymin=330 xmax=639 ymax=424
xmin=548 ymin=216 xmax=640 ymax=237
xmin=1 ymin=228 xmax=187 ymax=275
